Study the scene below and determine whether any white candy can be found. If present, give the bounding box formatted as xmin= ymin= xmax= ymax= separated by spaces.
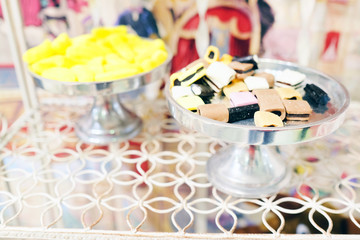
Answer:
xmin=206 ymin=62 xmax=236 ymax=89
xmin=171 ymin=86 xmax=194 ymax=100
xmin=244 ymin=76 xmax=269 ymax=91
xmin=276 ymin=69 xmax=306 ymax=86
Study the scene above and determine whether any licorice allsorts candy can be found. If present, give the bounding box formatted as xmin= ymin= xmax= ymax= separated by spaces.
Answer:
xmin=176 ymin=95 xmax=205 ymax=111
xmin=282 ymin=100 xmax=312 ymax=121
xmin=232 ymin=55 xmax=259 ymax=70
xmin=254 ymin=111 xmax=284 ymax=127
xmin=178 ymin=62 xmax=206 ymax=87
xmin=253 ymin=89 xmax=286 ymax=120
xmin=228 ymin=104 xmax=259 ymax=123
xmin=275 ymin=87 xmax=302 ymax=100
xmin=223 ymin=80 xmax=248 ymax=98
xmin=304 ymin=83 xmax=330 ymax=105
xmin=229 ymin=91 xmax=258 ymax=107
xmin=244 ymin=76 xmax=269 ymax=91
xmin=205 ymin=61 xmax=236 ymax=91
xmin=197 ymin=103 xmax=259 ymax=123
xmin=197 ymin=103 xmax=229 ymax=122
xmin=204 ymin=45 xmax=220 ymax=63
xmin=228 ymin=61 xmax=254 ymax=80
xmin=275 ymin=69 xmax=305 ymax=89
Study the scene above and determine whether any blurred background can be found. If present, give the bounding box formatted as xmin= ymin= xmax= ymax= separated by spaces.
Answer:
xmin=0 ymin=0 xmax=359 ymax=115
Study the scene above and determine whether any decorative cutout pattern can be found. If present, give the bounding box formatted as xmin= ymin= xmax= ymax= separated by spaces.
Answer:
xmin=0 ymin=99 xmax=359 ymax=238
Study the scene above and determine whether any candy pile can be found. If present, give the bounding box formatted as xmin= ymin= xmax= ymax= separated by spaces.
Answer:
xmin=23 ymin=26 xmax=168 ymax=82
xmin=170 ymin=46 xmax=330 ymax=127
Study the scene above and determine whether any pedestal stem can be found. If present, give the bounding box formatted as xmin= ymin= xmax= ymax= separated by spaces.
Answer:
xmin=75 ymin=94 xmax=142 ymax=145
xmin=206 ymin=144 xmax=290 ymax=198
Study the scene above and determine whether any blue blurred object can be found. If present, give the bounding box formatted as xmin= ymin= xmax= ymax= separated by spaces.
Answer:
xmin=117 ymin=7 xmax=159 ymax=38
xmin=0 ymin=67 xmax=18 ymax=88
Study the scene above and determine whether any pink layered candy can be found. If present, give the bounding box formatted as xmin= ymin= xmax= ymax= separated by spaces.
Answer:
xmin=229 ymin=91 xmax=258 ymax=107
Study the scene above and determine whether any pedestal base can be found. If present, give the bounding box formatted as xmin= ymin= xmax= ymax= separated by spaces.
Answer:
xmin=75 ymin=94 xmax=142 ymax=145
xmin=206 ymin=144 xmax=291 ymax=198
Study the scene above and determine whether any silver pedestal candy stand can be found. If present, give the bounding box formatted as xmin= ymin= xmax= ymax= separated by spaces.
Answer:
xmin=30 ymin=52 xmax=171 ymax=145
xmin=166 ymin=58 xmax=350 ymax=198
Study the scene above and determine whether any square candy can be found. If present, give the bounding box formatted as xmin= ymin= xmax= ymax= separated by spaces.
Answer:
xmin=282 ymin=99 xmax=312 ymax=121
xmin=229 ymin=91 xmax=258 ymax=107
xmin=276 ymin=69 xmax=306 ymax=86
xmin=206 ymin=61 xmax=236 ymax=89
xmin=253 ymin=89 xmax=286 ymax=120
xmin=176 ymin=95 xmax=204 ymax=111
xmin=223 ymin=80 xmax=248 ymax=98
xmin=244 ymin=76 xmax=269 ymax=91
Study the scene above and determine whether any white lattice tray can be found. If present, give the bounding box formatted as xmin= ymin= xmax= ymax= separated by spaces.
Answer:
xmin=0 ymin=96 xmax=360 ymax=239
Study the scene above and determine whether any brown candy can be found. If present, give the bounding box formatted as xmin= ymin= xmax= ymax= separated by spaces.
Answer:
xmin=228 ymin=61 xmax=254 ymax=80
xmin=282 ymin=100 xmax=312 ymax=121
xmin=197 ymin=103 xmax=229 ymax=122
xmin=253 ymin=89 xmax=286 ymax=120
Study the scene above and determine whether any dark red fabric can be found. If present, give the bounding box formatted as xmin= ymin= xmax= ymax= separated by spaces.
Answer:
xmin=171 ymin=6 xmax=252 ymax=73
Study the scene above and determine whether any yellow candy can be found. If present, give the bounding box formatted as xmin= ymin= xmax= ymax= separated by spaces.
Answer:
xmin=124 ymin=34 xmax=142 ymax=45
xmin=105 ymin=53 xmax=128 ymax=65
xmin=66 ymin=42 xmax=112 ymax=62
xmin=87 ymin=56 xmax=104 ymax=74
xmin=220 ymin=54 xmax=233 ymax=64
xmin=24 ymin=26 xmax=168 ymax=83
xmin=113 ymin=44 xmax=135 ymax=63
xmin=30 ymin=55 xmax=65 ymax=74
xmin=106 ymin=33 xmax=127 ymax=47
xmin=52 ymin=33 xmax=72 ymax=54
xmin=134 ymin=50 xmax=153 ymax=63
xmin=104 ymin=63 xmax=137 ymax=72
xmin=62 ymin=57 xmax=78 ymax=68
xmin=91 ymin=28 xmax=114 ymax=39
xmin=150 ymin=39 xmax=166 ymax=51
xmin=151 ymin=49 xmax=168 ymax=67
xmin=91 ymin=26 xmax=127 ymax=38
xmin=95 ymin=68 xmax=140 ymax=82
xmin=71 ymin=65 xmax=94 ymax=82
xmin=71 ymin=34 xmax=96 ymax=46
xmin=133 ymin=43 xmax=153 ymax=55
xmin=23 ymin=39 xmax=55 ymax=64
xmin=42 ymin=67 xmax=76 ymax=82
xmin=176 ymin=96 xmax=204 ymax=111
xmin=139 ymin=59 xmax=154 ymax=72
xmin=96 ymin=38 xmax=113 ymax=50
